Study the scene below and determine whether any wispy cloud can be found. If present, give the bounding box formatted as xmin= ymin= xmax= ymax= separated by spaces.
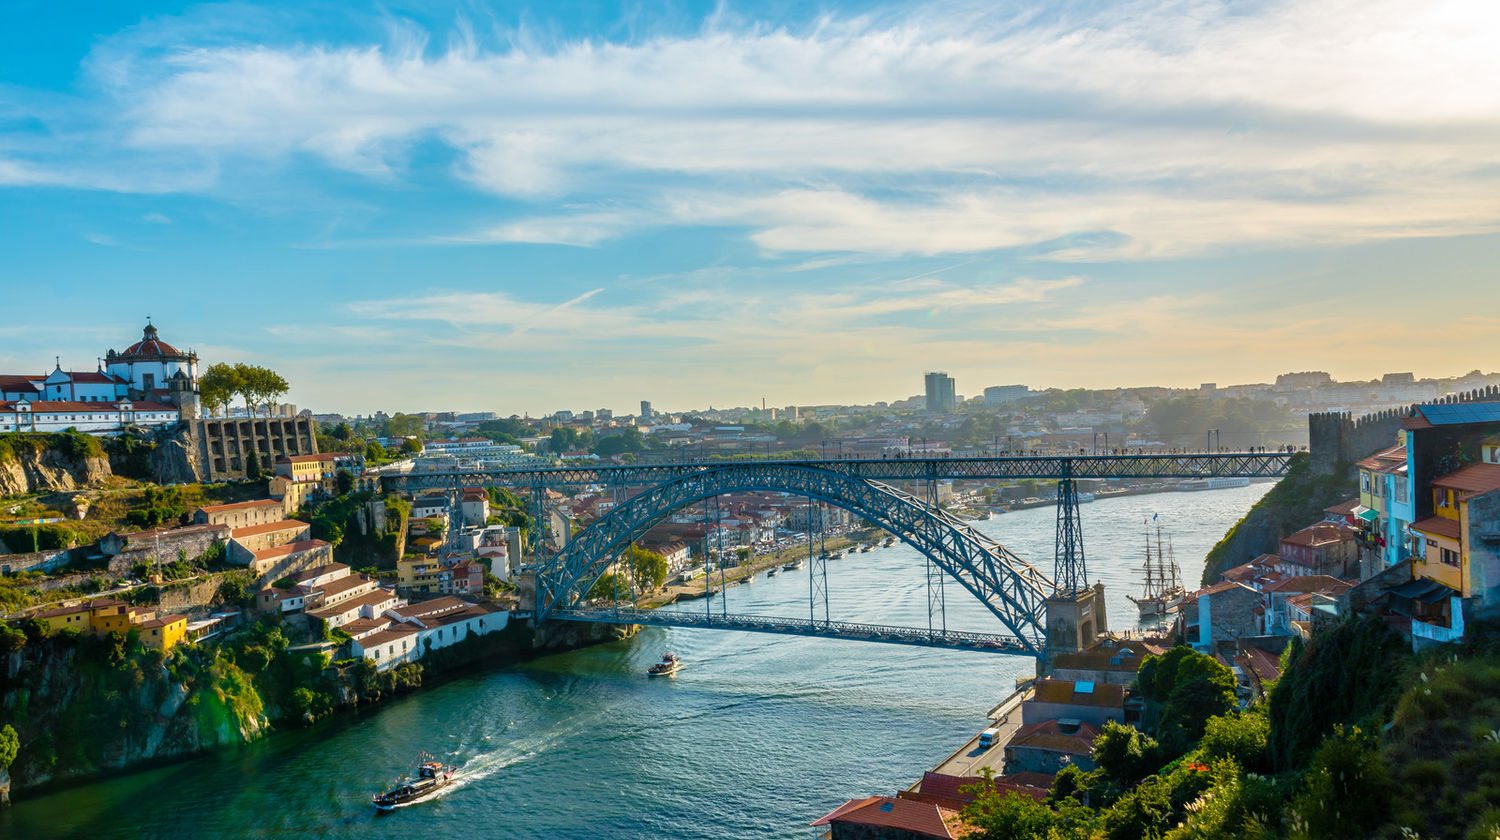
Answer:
xmin=6 ymin=0 xmax=1499 ymax=258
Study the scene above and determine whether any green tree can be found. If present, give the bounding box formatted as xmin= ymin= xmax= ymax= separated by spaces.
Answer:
xmin=628 ymin=546 xmax=669 ymax=590
xmin=1137 ymin=646 xmax=1237 ymax=754
xmin=244 ymin=450 xmax=262 ymax=480
xmin=400 ymin=437 xmax=422 ymax=454
xmin=1198 ymin=711 xmax=1271 ymax=774
xmin=365 ymin=440 xmax=388 ymax=461
xmin=1288 ymin=725 xmax=1392 ymax=840
xmin=0 ymin=723 xmax=18 ymax=769
xmin=332 ymin=422 xmax=353 ymax=441
xmin=336 ymin=468 xmax=355 ymax=495
xmin=1092 ymin=721 xmax=1164 ymax=789
xmin=198 ymin=362 xmax=242 ymax=417
xmin=963 ymin=771 xmax=1099 ymax=840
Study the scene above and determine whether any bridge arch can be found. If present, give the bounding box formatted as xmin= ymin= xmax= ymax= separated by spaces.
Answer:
xmin=537 ymin=463 xmax=1056 ymax=654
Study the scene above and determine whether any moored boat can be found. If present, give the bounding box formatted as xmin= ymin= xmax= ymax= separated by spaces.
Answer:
xmin=1127 ymin=522 xmax=1185 ymax=618
xmin=766 ymin=567 xmax=779 ymax=577
xmin=372 ymin=756 xmax=459 ymax=812
xmin=783 ymin=558 xmax=804 ymax=571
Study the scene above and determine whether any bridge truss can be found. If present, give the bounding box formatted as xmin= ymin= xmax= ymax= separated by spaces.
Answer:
xmin=378 ymin=452 xmax=1293 ymax=657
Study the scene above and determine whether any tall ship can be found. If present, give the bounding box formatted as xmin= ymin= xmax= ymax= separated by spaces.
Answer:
xmin=1128 ymin=523 xmax=1185 ymax=617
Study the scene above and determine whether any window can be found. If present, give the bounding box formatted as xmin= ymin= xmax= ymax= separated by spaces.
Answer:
xmin=1360 ymin=472 xmax=1371 ymax=492
xmin=1441 ymin=548 xmax=1460 ymax=567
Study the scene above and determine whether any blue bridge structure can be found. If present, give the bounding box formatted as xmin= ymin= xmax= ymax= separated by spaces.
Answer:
xmin=381 ymin=452 xmax=1294 ymax=658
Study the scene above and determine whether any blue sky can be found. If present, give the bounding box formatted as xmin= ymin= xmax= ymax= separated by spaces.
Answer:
xmin=3 ymin=0 xmax=1499 ymax=416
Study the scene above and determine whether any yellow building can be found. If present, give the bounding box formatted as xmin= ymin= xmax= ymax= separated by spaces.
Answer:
xmin=88 ymin=599 xmax=133 ymax=635
xmin=274 ymin=453 xmax=336 ymax=483
xmin=139 ymin=615 xmax=189 ymax=650
xmin=1412 ymin=463 xmax=1500 ymax=596
xmin=31 ymin=603 xmax=91 ymax=633
xmin=1356 ymin=443 xmax=1404 ymax=526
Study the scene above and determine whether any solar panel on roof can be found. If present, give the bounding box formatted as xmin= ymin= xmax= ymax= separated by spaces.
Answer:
xmin=1420 ymin=403 xmax=1500 ymax=425
xmin=879 ymin=802 xmax=895 ymax=813
xmin=1075 ymin=680 xmax=1095 ymax=694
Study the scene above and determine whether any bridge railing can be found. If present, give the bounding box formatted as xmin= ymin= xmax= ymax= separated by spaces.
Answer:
xmin=551 ymin=607 xmax=1032 ymax=654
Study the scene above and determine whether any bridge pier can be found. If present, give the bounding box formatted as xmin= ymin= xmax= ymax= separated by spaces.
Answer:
xmin=1040 ymin=582 xmax=1108 ymax=674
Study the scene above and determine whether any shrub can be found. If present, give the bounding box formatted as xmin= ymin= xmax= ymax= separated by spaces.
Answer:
xmin=1199 ymin=712 xmax=1271 ymax=775
xmin=1287 ymin=725 xmax=1392 ymax=840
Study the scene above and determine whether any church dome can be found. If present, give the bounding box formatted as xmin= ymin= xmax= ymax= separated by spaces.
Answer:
xmin=120 ymin=323 xmax=185 ymax=359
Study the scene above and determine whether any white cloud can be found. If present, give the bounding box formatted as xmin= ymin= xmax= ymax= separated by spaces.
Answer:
xmin=9 ymin=0 xmax=1500 ymax=257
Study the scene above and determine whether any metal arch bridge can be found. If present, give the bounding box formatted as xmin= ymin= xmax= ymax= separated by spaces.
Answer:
xmin=534 ymin=463 xmax=1057 ymax=655
xmin=380 ymin=452 xmax=1294 ymax=658
xmin=380 ymin=451 xmax=1295 ymax=492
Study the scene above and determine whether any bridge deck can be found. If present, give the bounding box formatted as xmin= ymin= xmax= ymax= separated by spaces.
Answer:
xmin=550 ymin=608 xmax=1035 ymax=656
xmin=383 ymin=451 xmax=1293 ymax=489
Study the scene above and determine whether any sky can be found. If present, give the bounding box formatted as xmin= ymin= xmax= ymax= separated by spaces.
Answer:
xmin=3 ymin=0 xmax=1499 ymax=416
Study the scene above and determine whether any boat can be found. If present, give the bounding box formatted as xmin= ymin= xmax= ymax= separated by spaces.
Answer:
xmin=372 ymin=756 xmax=459 ymax=812
xmin=1127 ymin=523 xmax=1186 ymax=618
xmin=1076 ymin=492 xmax=1095 ymax=503
xmin=1178 ymin=477 xmax=1251 ymax=491
xmin=766 ymin=567 xmax=779 ymax=577
xmin=783 ymin=558 xmax=804 ymax=571
xmin=830 ymin=550 xmax=846 ymax=560
xmin=860 ymin=544 xmax=872 ymax=552
xmin=882 ymin=537 xmax=896 ymax=547
xmin=647 ymin=652 xmax=681 ymax=677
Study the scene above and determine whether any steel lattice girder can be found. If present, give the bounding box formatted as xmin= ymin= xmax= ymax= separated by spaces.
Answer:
xmin=382 ymin=452 xmax=1294 ymax=492
xmin=535 ymin=464 xmax=1056 ymax=655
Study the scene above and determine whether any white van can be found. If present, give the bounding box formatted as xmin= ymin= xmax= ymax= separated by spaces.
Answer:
xmin=978 ymin=728 xmax=1000 ymax=749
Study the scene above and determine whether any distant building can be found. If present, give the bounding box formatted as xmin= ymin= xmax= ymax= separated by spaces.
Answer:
xmin=983 ymin=385 xmax=1028 ymax=406
xmin=640 ymin=400 xmax=653 ymax=420
xmin=924 ymin=372 xmax=956 ymax=413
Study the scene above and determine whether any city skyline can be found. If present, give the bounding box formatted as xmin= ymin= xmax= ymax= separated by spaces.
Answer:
xmin=4 ymin=0 xmax=1499 ymax=415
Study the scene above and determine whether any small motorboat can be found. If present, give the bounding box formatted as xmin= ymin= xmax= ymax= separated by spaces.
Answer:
xmin=647 ymin=653 xmax=681 ymax=677
xmin=783 ymin=558 xmax=804 ymax=571
xmin=766 ymin=567 xmax=779 ymax=577
xmin=372 ymin=756 xmax=459 ymax=812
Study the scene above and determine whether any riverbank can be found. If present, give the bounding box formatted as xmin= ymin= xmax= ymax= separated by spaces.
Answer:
xmin=0 ymin=612 xmax=632 ymax=804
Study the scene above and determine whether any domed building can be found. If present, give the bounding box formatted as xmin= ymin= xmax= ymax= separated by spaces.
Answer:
xmin=106 ymin=320 xmax=199 ymax=404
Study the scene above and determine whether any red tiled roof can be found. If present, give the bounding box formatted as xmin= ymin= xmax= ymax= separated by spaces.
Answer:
xmin=0 ymin=375 xmax=40 ymax=392
xmin=1324 ymin=498 xmax=1361 ymax=517
xmin=0 ymin=400 xmax=128 ymax=412
xmin=355 ymin=625 xmax=420 ymax=649
xmin=1412 ymin=516 xmax=1461 ymax=542
xmin=1355 ymin=445 xmax=1406 ymax=472
xmin=251 ymin=539 xmax=331 ymax=562
xmin=1031 ymin=678 xmax=1126 ymax=708
xmin=1262 ymin=575 xmax=1352 ymax=595
xmin=1431 ymin=462 xmax=1500 ymax=501
xmin=1280 ymin=523 xmax=1359 ymax=548
xmin=1008 ymin=719 xmax=1100 ymax=755
xmin=914 ymin=772 xmax=1047 ymax=808
xmin=140 ymin=614 xmax=187 ymax=628
xmin=198 ymin=498 xmax=283 ymax=514
xmin=230 ymin=519 xmax=309 ymax=539
xmin=811 ymin=796 xmax=961 ymax=838
xmin=276 ymin=453 xmax=335 ymax=464
xmin=1238 ymin=647 xmax=1282 ymax=684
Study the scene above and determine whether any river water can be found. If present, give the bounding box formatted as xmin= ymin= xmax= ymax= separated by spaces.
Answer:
xmin=1 ymin=483 xmax=1269 ymax=840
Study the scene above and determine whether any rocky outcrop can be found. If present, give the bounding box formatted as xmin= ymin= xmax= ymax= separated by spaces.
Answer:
xmin=1201 ymin=453 xmax=1357 ymax=585
xmin=0 ymin=437 xmax=111 ymax=496
xmin=148 ymin=429 xmax=205 ymax=485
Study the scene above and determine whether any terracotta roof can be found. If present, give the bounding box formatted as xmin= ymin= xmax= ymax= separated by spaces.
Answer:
xmin=198 ymin=498 xmax=283 ymax=514
xmin=120 ymin=324 xmax=185 ymax=359
xmin=140 ymin=614 xmax=187 ymax=628
xmin=811 ymin=796 xmax=962 ymax=838
xmin=1431 ymin=462 xmax=1500 ymax=501
xmin=1412 ymin=516 xmax=1461 ymax=542
xmin=1262 ymin=575 xmax=1352 ymax=595
xmin=290 ymin=562 xmax=351 ymax=582
xmin=276 ymin=453 xmax=335 ymax=464
xmin=1355 ymin=445 xmax=1406 ymax=472
xmin=914 ymin=772 xmax=1047 ymax=808
xmin=1197 ymin=580 xmax=1259 ymax=598
xmin=1031 ymin=678 xmax=1126 ymax=708
xmin=32 ymin=603 xmax=89 ymax=619
xmin=0 ymin=375 xmax=40 ymax=393
xmin=251 ymin=539 xmax=331 ymax=562
xmin=356 ymin=626 xmax=420 ymax=649
xmin=1050 ymin=648 xmax=1149 ymax=673
xmin=1238 ymin=648 xmax=1282 ymax=684
xmin=1324 ymin=499 xmax=1361 ymax=517
xmin=1008 ymin=719 xmax=1099 ymax=755
xmin=0 ymin=400 xmax=130 ymax=412
xmin=230 ymin=519 xmax=309 ymax=539
xmin=1280 ymin=523 xmax=1359 ymax=548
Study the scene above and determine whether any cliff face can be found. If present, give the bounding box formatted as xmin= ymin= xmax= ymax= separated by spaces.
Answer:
xmin=0 ymin=437 xmax=112 ymax=496
xmin=0 ymin=641 xmax=267 ymax=795
xmin=1201 ymin=453 xmax=1358 ymax=584
xmin=147 ymin=429 xmax=205 ymax=485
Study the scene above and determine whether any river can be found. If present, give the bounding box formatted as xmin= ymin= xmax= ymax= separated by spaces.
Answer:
xmin=1 ymin=483 xmax=1270 ymax=839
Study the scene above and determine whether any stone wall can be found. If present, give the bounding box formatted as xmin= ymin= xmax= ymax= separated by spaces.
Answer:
xmin=155 ymin=577 xmax=224 ymax=614
xmin=0 ymin=548 xmax=72 ymax=575
xmin=1309 ymin=385 xmax=1500 ymax=476
xmin=192 ymin=416 xmax=318 ymax=481
xmin=105 ymin=525 xmax=229 ymax=575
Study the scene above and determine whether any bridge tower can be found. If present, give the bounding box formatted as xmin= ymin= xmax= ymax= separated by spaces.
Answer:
xmin=1042 ymin=465 xmax=1108 ymax=671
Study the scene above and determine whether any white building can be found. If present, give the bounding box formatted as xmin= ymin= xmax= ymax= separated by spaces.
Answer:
xmin=0 ymin=399 xmax=182 ymax=434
